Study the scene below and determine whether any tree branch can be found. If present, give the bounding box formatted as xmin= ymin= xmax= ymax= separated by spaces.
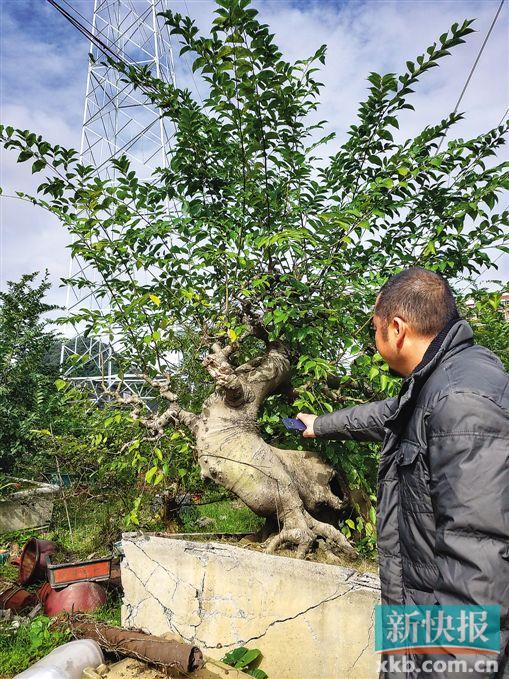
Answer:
xmin=202 ymin=343 xmax=253 ymax=407
xmin=142 ymin=374 xmax=199 ymax=433
xmin=103 ymin=377 xmax=199 ymax=436
xmin=240 ymin=299 xmax=270 ymax=343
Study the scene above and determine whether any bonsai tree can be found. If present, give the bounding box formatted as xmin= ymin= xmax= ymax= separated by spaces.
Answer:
xmin=1 ymin=0 xmax=507 ymax=556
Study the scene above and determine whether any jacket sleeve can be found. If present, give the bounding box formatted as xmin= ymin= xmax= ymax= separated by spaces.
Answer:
xmin=314 ymin=397 xmax=398 ymax=442
xmin=426 ymin=391 xmax=509 ymax=619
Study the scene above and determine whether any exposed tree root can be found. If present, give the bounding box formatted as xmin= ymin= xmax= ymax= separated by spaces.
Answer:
xmin=264 ymin=505 xmax=355 ymax=559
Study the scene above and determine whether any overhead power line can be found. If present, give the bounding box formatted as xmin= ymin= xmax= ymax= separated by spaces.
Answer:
xmin=497 ymin=105 xmax=509 ymax=127
xmin=48 ymin=0 xmax=204 ymax=106
xmin=436 ymin=0 xmax=506 ymax=153
xmin=46 ymin=0 xmax=176 ymax=176
xmin=47 ymin=0 xmax=126 ymax=65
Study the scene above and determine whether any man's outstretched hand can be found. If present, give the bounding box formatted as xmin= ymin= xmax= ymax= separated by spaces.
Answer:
xmin=296 ymin=412 xmax=317 ymax=438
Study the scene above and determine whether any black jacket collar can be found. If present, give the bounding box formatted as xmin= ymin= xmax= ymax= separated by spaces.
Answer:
xmin=412 ymin=316 xmax=464 ymax=374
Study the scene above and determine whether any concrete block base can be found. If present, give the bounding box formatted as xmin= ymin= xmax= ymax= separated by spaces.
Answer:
xmin=121 ymin=533 xmax=381 ymax=679
xmin=0 ymin=479 xmax=59 ymax=532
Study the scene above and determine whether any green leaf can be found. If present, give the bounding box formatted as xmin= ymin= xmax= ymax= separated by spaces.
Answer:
xmin=222 ymin=647 xmax=249 ymax=666
xmin=368 ymin=367 xmax=379 ymax=380
xmin=146 ymin=466 xmax=158 ymax=483
xmin=31 ymin=159 xmax=46 ymax=173
xmin=248 ymin=670 xmax=268 ymax=679
xmin=17 ymin=149 xmax=33 ymax=163
xmin=234 ymin=649 xmax=262 ymax=669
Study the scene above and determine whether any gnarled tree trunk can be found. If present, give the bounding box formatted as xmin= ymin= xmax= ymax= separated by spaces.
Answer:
xmin=194 ymin=343 xmax=353 ymax=557
xmin=120 ymin=341 xmax=354 ymax=558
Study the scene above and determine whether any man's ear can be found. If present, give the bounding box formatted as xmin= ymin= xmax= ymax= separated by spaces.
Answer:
xmin=393 ymin=316 xmax=407 ymax=348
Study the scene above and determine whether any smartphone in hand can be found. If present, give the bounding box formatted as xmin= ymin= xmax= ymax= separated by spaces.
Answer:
xmin=281 ymin=417 xmax=306 ymax=432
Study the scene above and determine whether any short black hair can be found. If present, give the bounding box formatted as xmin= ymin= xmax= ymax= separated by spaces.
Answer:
xmin=375 ymin=267 xmax=459 ymax=337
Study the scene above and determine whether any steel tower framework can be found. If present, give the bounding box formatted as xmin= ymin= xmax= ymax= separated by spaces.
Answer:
xmin=59 ymin=0 xmax=175 ymax=399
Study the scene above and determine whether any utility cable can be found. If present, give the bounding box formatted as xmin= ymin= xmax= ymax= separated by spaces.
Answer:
xmin=436 ymin=0 xmax=505 ymax=153
xmin=47 ymin=0 xmax=127 ymax=65
xmin=497 ymin=105 xmax=509 ymax=127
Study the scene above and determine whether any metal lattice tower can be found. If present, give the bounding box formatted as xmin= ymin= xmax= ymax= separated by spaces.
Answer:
xmin=58 ymin=0 xmax=175 ymax=399
xmin=79 ymin=0 xmax=175 ymax=180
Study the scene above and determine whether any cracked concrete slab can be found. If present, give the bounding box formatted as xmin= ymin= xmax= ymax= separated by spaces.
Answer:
xmin=121 ymin=534 xmax=381 ymax=679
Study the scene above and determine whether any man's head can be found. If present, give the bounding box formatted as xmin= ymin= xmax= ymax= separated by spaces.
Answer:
xmin=372 ymin=267 xmax=459 ymax=377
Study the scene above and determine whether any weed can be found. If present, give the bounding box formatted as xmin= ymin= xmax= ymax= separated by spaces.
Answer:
xmin=181 ymin=500 xmax=264 ymax=534
xmin=0 ymin=615 xmax=70 ymax=676
xmin=222 ymin=647 xmax=268 ymax=678
xmin=89 ymin=597 xmax=122 ymax=627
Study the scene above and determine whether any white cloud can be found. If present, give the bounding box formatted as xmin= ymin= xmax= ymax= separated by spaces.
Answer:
xmin=1 ymin=0 xmax=507 ymax=309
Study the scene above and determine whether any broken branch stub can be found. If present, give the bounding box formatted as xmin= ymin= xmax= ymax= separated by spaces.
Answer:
xmin=202 ymin=344 xmax=253 ymax=407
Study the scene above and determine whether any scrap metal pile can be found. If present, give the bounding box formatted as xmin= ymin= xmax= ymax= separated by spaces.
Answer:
xmin=0 ymin=537 xmax=116 ymax=617
xmin=0 ymin=537 xmax=208 ymax=677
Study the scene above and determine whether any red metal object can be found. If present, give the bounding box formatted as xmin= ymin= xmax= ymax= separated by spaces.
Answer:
xmin=47 ymin=555 xmax=112 ymax=589
xmin=37 ymin=582 xmax=53 ymax=604
xmin=0 ymin=585 xmax=37 ymax=613
xmin=43 ymin=582 xmax=107 ymax=616
xmin=18 ymin=538 xmax=57 ymax=586
xmin=104 ymin=562 xmax=122 ymax=592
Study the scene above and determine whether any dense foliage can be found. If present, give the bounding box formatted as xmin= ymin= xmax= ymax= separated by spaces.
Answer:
xmin=1 ymin=0 xmax=508 ymax=545
xmin=0 ymin=273 xmax=60 ymax=473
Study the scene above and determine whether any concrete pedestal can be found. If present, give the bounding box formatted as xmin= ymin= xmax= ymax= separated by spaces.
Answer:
xmin=121 ymin=534 xmax=380 ymax=679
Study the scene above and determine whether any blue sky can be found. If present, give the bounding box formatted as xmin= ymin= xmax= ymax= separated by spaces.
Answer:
xmin=1 ymin=0 xmax=508 ymax=310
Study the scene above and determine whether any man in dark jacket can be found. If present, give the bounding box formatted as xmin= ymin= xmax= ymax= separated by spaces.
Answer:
xmin=298 ymin=268 xmax=509 ymax=678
